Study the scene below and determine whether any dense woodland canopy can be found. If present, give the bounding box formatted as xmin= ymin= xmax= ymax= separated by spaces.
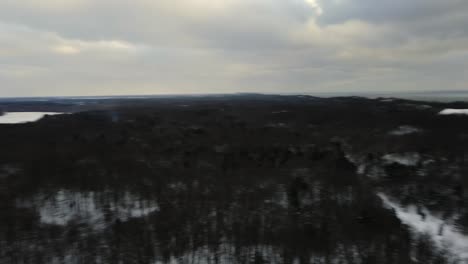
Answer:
xmin=1 ymin=95 xmax=468 ymax=263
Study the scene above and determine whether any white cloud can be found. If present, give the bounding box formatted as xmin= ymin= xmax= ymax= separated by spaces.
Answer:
xmin=0 ymin=0 xmax=467 ymax=96
xmin=53 ymin=45 xmax=80 ymax=55
xmin=305 ymin=0 xmax=323 ymax=15
xmin=52 ymin=39 xmax=145 ymax=55
xmin=0 ymin=22 xmax=146 ymax=57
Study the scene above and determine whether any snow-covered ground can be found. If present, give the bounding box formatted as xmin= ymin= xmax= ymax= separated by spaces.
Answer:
xmin=153 ymin=243 xmax=355 ymax=264
xmin=16 ymin=190 xmax=159 ymax=229
xmin=378 ymin=193 xmax=468 ymax=262
xmin=382 ymin=153 xmax=421 ymax=166
xmin=0 ymin=112 xmax=64 ymax=124
xmin=439 ymin=109 xmax=468 ymax=115
xmin=389 ymin=126 xmax=421 ymax=136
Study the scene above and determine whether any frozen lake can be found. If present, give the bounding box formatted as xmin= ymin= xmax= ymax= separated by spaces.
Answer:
xmin=0 ymin=112 xmax=64 ymax=124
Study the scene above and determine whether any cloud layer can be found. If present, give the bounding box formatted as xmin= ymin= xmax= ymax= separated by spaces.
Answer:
xmin=0 ymin=0 xmax=467 ymax=96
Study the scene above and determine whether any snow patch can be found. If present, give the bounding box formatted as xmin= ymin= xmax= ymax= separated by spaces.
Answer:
xmin=17 ymin=190 xmax=159 ymax=229
xmin=439 ymin=109 xmax=468 ymax=115
xmin=389 ymin=126 xmax=421 ymax=136
xmin=153 ymin=243 xmax=352 ymax=264
xmin=378 ymin=193 xmax=468 ymax=262
xmin=382 ymin=153 xmax=420 ymax=166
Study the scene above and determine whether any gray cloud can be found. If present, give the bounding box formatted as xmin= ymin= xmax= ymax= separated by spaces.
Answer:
xmin=0 ymin=0 xmax=467 ymax=96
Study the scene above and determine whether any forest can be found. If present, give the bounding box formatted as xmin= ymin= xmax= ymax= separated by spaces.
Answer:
xmin=1 ymin=94 xmax=468 ymax=263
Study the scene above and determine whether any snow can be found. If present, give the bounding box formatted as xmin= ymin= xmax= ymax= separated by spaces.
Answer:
xmin=382 ymin=153 xmax=420 ymax=166
xmin=378 ymin=193 xmax=468 ymax=262
xmin=0 ymin=112 xmax=63 ymax=124
xmin=439 ymin=109 xmax=468 ymax=115
xmin=16 ymin=190 xmax=159 ymax=229
xmin=152 ymin=243 xmax=352 ymax=264
xmin=389 ymin=126 xmax=421 ymax=136
xmin=152 ymin=244 xmax=284 ymax=264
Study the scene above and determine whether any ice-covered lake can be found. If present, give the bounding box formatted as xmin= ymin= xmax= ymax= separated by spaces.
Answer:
xmin=0 ymin=112 xmax=64 ymax=124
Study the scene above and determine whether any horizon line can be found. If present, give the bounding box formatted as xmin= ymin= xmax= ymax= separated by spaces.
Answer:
xmin=0 ymin=90 xmax=467 ymax=100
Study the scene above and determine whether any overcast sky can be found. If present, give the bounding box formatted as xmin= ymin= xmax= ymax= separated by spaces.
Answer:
xmin=1 ymin=0 xmax=468 ymax=97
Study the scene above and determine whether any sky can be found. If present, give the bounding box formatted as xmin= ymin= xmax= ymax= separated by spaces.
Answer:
xmin=1 ymin=0 xmax=468 ymax=97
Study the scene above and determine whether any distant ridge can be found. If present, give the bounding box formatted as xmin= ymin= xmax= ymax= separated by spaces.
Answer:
xmin=1 ymin=90 xmax=467 ymax=102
